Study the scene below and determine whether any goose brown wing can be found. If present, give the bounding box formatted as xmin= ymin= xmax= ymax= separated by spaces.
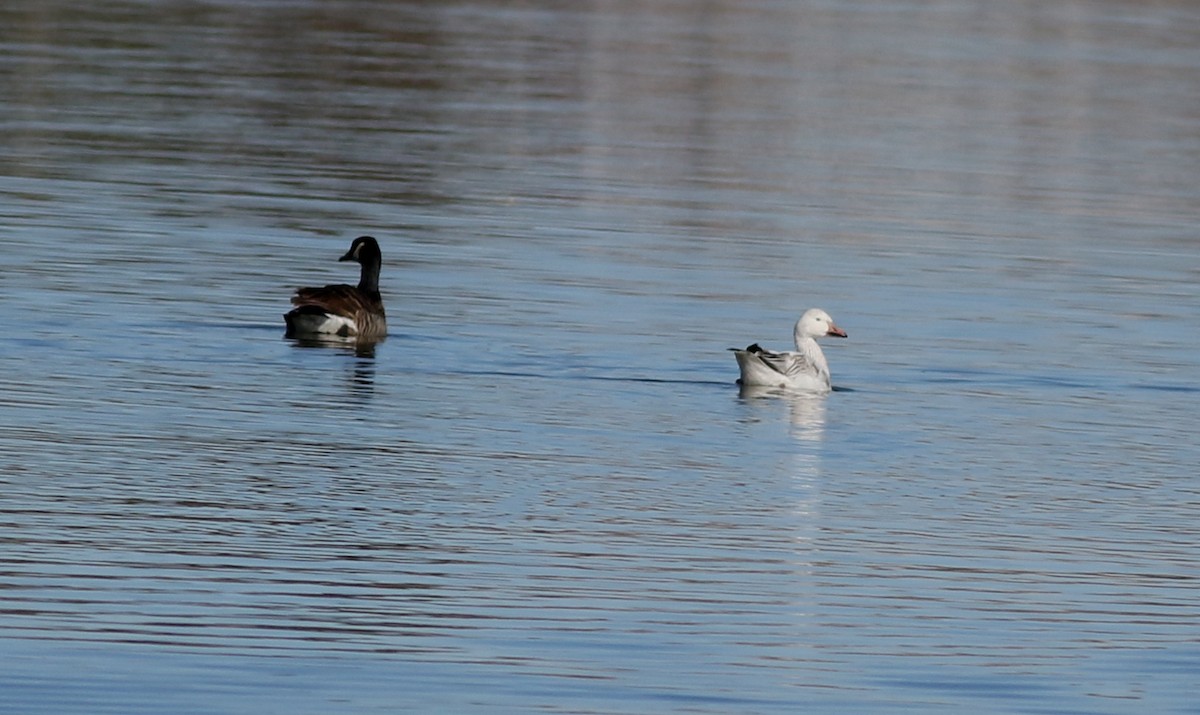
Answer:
xmin=290 ymin=284 xmax=373 ymax=318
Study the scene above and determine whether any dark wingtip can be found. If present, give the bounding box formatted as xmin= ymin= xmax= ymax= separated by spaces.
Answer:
xmin=729 ymin=343 xmax=764 ymax=353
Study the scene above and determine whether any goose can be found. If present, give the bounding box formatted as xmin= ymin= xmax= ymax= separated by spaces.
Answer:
xmin=284 ymin=235 xmax=387 ymax=339
xmin=729 ymin=308 xmax=847 ymax=392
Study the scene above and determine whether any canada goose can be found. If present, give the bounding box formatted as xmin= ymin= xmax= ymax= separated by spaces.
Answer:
xmin=284 ymin=236 xmax=387 ymax=339
xmin=729 ymin=308 xmax=847 ymax=392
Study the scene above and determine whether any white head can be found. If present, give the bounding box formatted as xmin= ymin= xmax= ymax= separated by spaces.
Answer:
xmin=794 ymin=308 xmax=848 ymax=343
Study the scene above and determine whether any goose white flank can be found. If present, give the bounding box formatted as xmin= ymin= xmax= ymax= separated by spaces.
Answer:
xmin=729 ymin=308 xmax=847 ymax=392
xmin=284 ymin=235 xmax=387 ymax=340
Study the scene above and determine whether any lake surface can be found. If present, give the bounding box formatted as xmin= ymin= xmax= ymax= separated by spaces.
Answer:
xmin=2 ymin=1 xmax=1199 ymax=713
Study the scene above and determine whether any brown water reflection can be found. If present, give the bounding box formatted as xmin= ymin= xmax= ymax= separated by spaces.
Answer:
xmin=7 ymin=0 xmax=1196 ymax=235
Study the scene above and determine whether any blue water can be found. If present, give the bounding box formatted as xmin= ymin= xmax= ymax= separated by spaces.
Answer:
xmin=2 ymin=1 xmax=1199 ymax=713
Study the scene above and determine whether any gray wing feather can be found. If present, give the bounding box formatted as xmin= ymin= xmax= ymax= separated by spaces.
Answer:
xmin=730 ymin=344 xmax=814 ymax=378
xmin=754 ymin=348 xmax=813 ymax=377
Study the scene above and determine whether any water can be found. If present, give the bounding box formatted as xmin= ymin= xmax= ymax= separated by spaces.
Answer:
xmin=2 ymin=1 xmax=1199 ymax=713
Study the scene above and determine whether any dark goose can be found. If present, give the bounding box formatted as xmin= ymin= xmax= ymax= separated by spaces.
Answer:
xmin=284 ymin=235 xmax=387 ymax=339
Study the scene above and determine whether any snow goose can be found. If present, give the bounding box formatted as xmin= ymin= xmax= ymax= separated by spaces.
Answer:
xmin=729 ymin=308 xmax=847 ymax=392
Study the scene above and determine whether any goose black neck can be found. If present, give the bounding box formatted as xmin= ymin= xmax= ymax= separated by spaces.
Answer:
xmin=358 ymin=256 xmax=381 ymax=294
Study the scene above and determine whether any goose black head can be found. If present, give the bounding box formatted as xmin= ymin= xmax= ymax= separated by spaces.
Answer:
xmin=339 ymin=235 xmax=381 ymax=264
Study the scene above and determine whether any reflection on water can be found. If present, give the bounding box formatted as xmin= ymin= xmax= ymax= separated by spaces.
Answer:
xmin=736 ymin=387 xmax=827 ymax=572
xmin=288 ymin=337 xmax=380 ymax=400
xmin=290 ymin=334 xmax=383 ymax=359
xmin=738 ymin=385 xmax=828 ymax=443
xmin=2 ymin=0 xmax=1200 ymax=713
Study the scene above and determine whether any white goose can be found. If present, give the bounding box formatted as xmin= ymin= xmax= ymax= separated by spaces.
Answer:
xmin=729 ymin=308 xmax=847 ymax=392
